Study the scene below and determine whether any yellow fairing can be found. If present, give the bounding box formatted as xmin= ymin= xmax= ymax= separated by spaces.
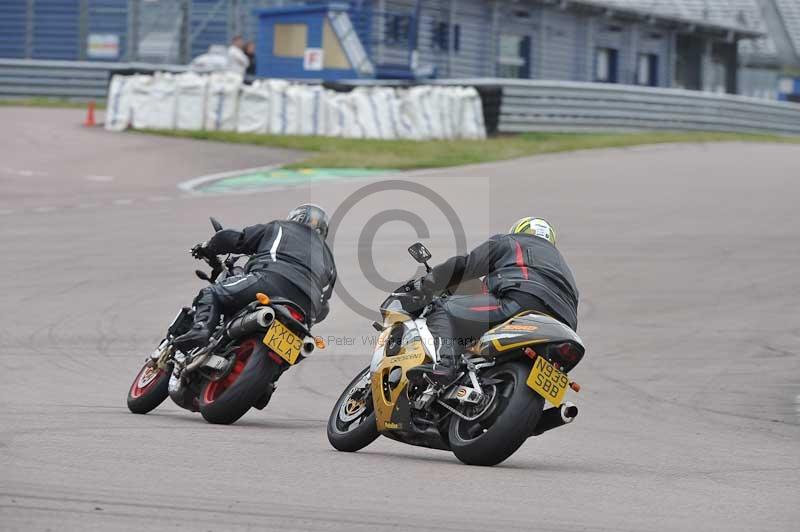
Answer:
xmin=371 ymin=338 xmax=428 ymax=431
xmin=382 ymin=310 xmax=411 ymax=328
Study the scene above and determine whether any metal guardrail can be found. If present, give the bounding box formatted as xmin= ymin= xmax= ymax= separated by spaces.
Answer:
xmin=444 ymin=78 xmax=800 ymax=136
xmin=0 ymin=59 xmax=185 ymax=100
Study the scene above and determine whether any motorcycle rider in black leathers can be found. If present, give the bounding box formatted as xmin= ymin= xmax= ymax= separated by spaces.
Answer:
xmin=410 ymin=217 xmax=579 ymax=383
xmin=175 ymin=204 xmax=337 ymax=351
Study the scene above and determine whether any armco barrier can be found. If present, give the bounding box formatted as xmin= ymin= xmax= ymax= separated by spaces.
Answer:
xmin=0 ymin=58 xmax=185 ymax=100
xmin=441 ymin=79 xmax=800 ymax=136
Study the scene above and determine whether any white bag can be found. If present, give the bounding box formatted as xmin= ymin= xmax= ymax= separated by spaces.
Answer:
xmin=204 ymin=72 xmax=242 ymax=131
xmin=128 ymin=74 xmax=154 ymax=130
xmin=323 ymin=91 xmax=360 ymax=138
xmin=141 ymin=72 xmax=177 ymax=130
xmin=348 ymin=88 xmax=381 ymax=139
xmin=236 ymin=80 xmax=270 ymax=134
xmin=392 ymin=88 xmax=420 ymax=140
xmin=366 ymin=87 xmax=402 ymax=139
xmin=456 ymin=87 xmax=487 ymax=139
xmin=265 ymin=79 xmax=291 ymax=135
xmin=404 ymin=86 xmax=438 ymax=140
xmin=175 ymin=72 xmax=208 ymax=131
xmin=104 ymin=74 xmax=133 ymax=131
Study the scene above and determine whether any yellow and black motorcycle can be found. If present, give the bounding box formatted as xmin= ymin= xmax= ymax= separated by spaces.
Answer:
xmin=328 ymin=242 xmax=585 ymax=466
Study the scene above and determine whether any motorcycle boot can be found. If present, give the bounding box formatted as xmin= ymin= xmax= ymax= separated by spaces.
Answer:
xmin=406 ymin=337 xmax=460 ymax=387
xmin=174 ymin=293 xmax=219 ymax=352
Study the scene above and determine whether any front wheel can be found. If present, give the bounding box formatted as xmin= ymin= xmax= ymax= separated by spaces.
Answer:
xmin=448 ymin=361 xmax=544 ymax=466
xmin=327 ymin=366 xmax=379 ymax=452
xmin=198 ymin=338 xmax=280 ymax=425
xmin=127 ymin=361 xmax=171 ymax=414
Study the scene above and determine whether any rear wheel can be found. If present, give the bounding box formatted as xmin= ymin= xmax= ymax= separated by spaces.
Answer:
xmin=199 ymin=338 xmax=280 ymax=425
xmin=327 ymin=367 xmax=379 ymax=452
xmin=448 ymin=361 xmax=544 ymax=466
xmin=127 ymin=361 xmax=171 ymax=414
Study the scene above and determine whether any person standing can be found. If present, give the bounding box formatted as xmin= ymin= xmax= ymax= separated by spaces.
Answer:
xmin=227 ymin=35 xmax=249 ymax=76
xmin=245 ymin=41 xmax=257 ymax=76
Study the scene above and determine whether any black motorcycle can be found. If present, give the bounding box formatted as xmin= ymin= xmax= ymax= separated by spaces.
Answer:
xmin=126 ymin=217 xmax=321 ymax=424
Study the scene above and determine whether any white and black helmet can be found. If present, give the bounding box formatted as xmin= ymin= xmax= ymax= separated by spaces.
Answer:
xmin=287 ymin=203 xmax=330 ymax=239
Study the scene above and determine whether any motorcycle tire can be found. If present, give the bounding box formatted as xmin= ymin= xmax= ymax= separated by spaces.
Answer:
xmin=327 ymin=367 xmax=379 ymax=452
xmin=448 ymin=360 xmax=544 ymax=466
xmin=198 ymin=337 xmax=279 ymax=425
xmin=127 ymin=362 xmax=171 ymax=414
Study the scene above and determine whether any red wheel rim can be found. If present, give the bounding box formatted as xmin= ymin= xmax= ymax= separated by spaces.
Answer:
xmin=130 ymin=364 xmax=165 ymax=399
xmin=202 ymin=339 xmax=257 ymax=405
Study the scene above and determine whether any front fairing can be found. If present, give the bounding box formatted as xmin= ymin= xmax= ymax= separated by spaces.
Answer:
xmin=369 ymin=317 xmax=436 ymax=374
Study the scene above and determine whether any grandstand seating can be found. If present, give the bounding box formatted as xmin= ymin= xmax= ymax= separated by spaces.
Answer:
xmin=775 ymin=0 xmax=800 ymax=59
xmin=593 ymin=0 xmax=788 ymax=65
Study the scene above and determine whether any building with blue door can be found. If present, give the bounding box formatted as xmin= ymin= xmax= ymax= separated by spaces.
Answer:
xmin=253 ymin=4 xmax=374 ymax=79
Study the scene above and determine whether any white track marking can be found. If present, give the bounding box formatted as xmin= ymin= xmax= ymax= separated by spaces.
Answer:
xmin=33 ymin=206 xmax=56 ymax=213
xmin=112 ymin=199 xmax=133 ymax=206
xmin=0 ymin=209 xmax=14 ymax=215
xmin=85 ymin=175 xmax=115 ymax=182
xmin=147 ymin=195 xmax=173 ymax=202
xmin=2 ymin=168 xmax=49 ymax=177
xmin=176 ymin=164 xmax=282 ymax=193
xmin=76 ymin=202 xmax=98 ymax=209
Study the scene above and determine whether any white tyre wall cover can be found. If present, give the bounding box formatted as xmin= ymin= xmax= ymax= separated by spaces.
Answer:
xmin=236 ymin=80 xmax=270 ymax=134
xmin=175 ymin=72 xmax=208 ymax=131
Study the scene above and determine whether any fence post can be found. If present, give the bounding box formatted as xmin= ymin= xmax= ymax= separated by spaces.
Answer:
xmin=127 ymin=0 xmax=139 ymax=61
xmin=25 ymin=0 xmax=34 ymax=59
xmin=181 ymin=0 xmax=191 ymax=64
xmin=79 ymin=0 xmax=89 ymax=60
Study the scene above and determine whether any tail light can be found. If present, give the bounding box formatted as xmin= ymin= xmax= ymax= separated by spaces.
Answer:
xmin=548 ymin=342 xmax=584 ymax=372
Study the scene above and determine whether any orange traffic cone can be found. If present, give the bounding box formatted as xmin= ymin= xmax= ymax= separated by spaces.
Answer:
xmin=83 ymin=100 xmax=96 ymax=127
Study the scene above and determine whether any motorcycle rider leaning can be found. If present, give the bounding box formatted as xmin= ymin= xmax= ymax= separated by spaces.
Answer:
xmin=409 ymin=217 xmax=579 ymax=384
xmin=175 ymin=204 xmax=337 ymax=352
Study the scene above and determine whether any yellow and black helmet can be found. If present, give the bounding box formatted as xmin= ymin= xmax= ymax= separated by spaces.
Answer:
xmin=509 ymin=217 xmax=557 ymax=246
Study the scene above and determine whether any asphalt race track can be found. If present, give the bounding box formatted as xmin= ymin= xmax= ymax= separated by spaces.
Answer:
xmin=1 ymin=107 xmax=798 ymax=532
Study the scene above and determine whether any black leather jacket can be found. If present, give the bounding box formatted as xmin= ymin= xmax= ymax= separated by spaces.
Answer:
xmin=206 ymin=220 xmax=337 ymax=323
xmin=422 ymin=233 xmax=579 ymax=330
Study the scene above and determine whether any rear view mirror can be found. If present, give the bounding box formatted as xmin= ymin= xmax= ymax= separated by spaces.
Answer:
xmin=210 ymin=217 xmax=223 ymax=232
xmin=408 ymin=242 xmax=432 ymax=264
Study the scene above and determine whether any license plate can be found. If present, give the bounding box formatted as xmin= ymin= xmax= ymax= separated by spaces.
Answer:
xmin=263 ymin=320 xmax=303 ymax=364
xmin=527 ymin=356 xmax=569 ymax=407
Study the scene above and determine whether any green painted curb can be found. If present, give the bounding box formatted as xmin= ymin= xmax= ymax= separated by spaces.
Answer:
xmin=199 ymin=167 xmax=396 ymax=193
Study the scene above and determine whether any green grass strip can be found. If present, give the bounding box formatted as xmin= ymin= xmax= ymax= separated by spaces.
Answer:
xmin=135 ymin=129 xmax=800 ymax=171
xmin=0 ymin=97 xmax=106 ymax=109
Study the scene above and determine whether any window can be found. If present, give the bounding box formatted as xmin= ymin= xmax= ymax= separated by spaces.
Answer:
xmin=385 ymin=14 xmax=410 ymax=45
xmin=498 ymin=34 xmax=530 ymax=78
xmin=432 ymin=22 xmax=460 ymax=52
xmin=595 ymin=47 xmax=618 ymax=83
xmin=636 ymin=53 xmax=658 ymax=86
xmin=273 ymin=23 xmax=307 ymax=58
xmin=323 ymin=19 xmax=350 ymax=69
xmin=433 ymin=21 xmax=448 ymax=51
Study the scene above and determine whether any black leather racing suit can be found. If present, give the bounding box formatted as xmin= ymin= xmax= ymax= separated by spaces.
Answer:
xmin=194 ymin=220 xmax=337 ymax=327
xmin=420 ymin=233 xmax=578 ymax=361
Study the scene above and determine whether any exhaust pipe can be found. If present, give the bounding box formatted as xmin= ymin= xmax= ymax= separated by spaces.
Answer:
xmin=301 ymin=336 xmax=315 ymax=356
xmin=227 ymin=308 xmax=275 ymax=339
xmin=531 ymin=402 xmax=578 ymax=436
